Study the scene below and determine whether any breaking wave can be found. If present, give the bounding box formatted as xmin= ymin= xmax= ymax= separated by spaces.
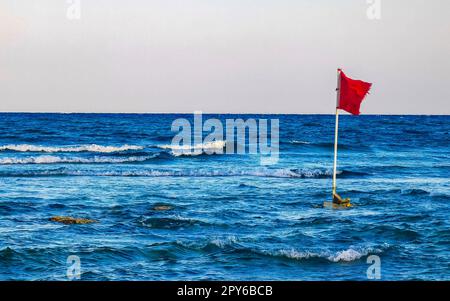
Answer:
xmin=158 ymin=140 xmax=226 ymax=156
xmin=0 ymin=155 xmax=153 ymax=165
xmin=0 ymin=167 xmax=340 ymax=178
xmin=175 ymin=236 xmax=239 ymax=250
xmin=266 ymin=245 xmax=388 ymax=262
xmin=174 ymin=237 xmax=389 ymax=263
xmin=0 ymin=144 xmax=143 ymax=153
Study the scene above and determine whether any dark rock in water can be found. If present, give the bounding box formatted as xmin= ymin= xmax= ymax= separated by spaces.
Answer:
xmin=153 ymin=205 xmax=174 ymax=211
xmin=49 ymin=216 xmax=97 ymax=225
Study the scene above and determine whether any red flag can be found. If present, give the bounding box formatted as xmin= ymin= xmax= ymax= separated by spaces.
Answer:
xmin=337 ymin=69 xmax=372 ymax=115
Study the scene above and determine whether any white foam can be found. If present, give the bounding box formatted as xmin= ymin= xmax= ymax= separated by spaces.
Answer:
xmin=176 ymin=236 xmax=238 ymax=250
xmin=0 ymin=155 xmax=150 ymax=164
xmin=210 ymin=236 xmax=238 ymax=248
xmin=0 ymin=144 xmax=143 ymax=153
xmin=291 ymin=140 xmax=311 ymax=145
xmin=0 ymin=167 xmax=334 ymax=178
xmin=275 ymin=249 xmax=318 ymax=260
xmin=271 ymin=245 xmax=387 ymax=262
xmin=327 ymin=249 xmax=366 ymax=262
xmin=158 ymin=140 xmax=226 ymax=156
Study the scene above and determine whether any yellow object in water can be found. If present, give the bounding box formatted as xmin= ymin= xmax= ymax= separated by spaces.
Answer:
xmin=323 ymin=192 xmax=352 ymax=209
xmin=323 ymin=201 xmax=352 ymax=209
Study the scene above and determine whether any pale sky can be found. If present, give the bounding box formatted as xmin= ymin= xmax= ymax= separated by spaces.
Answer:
xmin=0 ymin=0 xmax=449 ymax=114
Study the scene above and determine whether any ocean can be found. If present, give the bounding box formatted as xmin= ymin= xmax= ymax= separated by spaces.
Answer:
xmin=0 ymin=113 xmax=449 ymax=280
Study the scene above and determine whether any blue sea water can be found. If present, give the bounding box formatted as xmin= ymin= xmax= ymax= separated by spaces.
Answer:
xmin=0 ymin=113 xmax=449 ymax=281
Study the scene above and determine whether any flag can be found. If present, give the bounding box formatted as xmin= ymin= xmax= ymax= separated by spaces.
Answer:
xmin=337 ymin=69 xmax=372 ymax=115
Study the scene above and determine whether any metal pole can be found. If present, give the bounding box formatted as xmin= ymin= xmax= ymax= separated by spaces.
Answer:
xmin=332 ymin=69 xmax=341 ymax=197
xmin=332 ymin=108 xmax=339 ymax=196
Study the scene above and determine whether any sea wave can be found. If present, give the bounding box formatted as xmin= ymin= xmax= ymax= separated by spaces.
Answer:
xmin=286 ymin=140 xmax=370 ymax=150
xmin=137 ymin=216 xmax=210 ymax=230
xmin=267 ymin=245 xmax=387 ymax=262
xmin=400 ymin=188 xmax=430 ymax=196
xmin=0 ymin=144 xmax=143 ymax=153
xmin=174 ymin=237 xmax=388 ymax=263
xmin=0 ymin=155 xmax=152 ymax=165
xmin=0 ymin=167 xmax=340 ymax=178
xmin=175 ymin=236 xmax=239 ymax=250
xmin=158 ymin=140 xmax=226 ymax=156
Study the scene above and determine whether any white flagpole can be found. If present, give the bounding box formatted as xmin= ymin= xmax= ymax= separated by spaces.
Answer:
xmin=332 ymin=69 xmax=341 ymax=198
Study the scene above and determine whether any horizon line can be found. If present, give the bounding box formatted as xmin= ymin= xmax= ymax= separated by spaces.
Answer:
xmin=0 ymin=112 xmax=449 ymax=116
